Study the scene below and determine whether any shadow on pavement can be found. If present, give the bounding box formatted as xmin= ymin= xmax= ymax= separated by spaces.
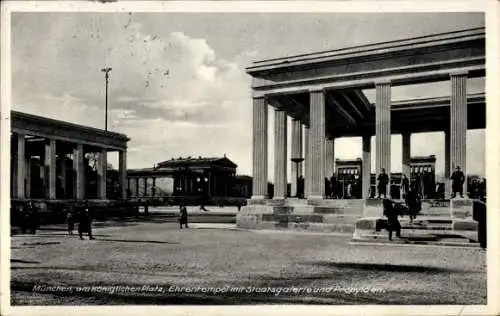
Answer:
xmin=92 ymin=238 xmax=180 ymax=244
xmin=11 ymin=259 xmax=41 ymax=264
xmin=303 ymin=261 xmax=467 ymax=273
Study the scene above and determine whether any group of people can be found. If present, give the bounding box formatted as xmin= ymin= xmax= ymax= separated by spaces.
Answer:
xmin=15 ymin=201 xmax=39 ymax=234
xmin=66 ymin=207 xmax=94 ymax=240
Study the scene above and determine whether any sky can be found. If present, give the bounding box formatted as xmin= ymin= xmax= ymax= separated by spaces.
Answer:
xmin=11 ymin=12 xmax=486 ymax=179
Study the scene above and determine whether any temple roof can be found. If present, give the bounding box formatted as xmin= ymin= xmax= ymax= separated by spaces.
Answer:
xmin=157 ymin=155 xmax=237 ymax=169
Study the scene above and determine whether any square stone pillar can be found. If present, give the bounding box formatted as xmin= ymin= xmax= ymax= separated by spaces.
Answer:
xmin=45 ymin=139 xmax=57 ymax=199
xmin=362 ymin=134 xmax=371 ymax=199
xmin=325 ymin=138 xmax=335 ymax=178
xmin=97 ymin=148 xmax=107 ymax=199
xmin=25 ymin=156 xmax=31 ymax=198
xmin=58 ymin=153 xmax=67 ymax=199
xmin=402 ymin=132 xmax=411 ymax=177
xmin=309 ymin=89 xmax=326 ymax=200
xmin=304 ymin=125 xmax=311 ymax=198
xmin=290 ymin=118 xmax=303 ymax=197
xmin=274 ymin=109 xmax=287 ymax=199
xmin=450 ymin=71 xmax=468 ymax=196
xmin=251 ymin=96 xmax=268 ymax=200
xmin=14 ymin=133 xmax=26 ymax=199
xmin=119 ymin=150 xmax=128 ymax=199
xmin=73 ymin=144 xmax=85 ymax=200
xmin=375 ymin=80 xmax=392 ymax=197
xmin=444 ymin=130 xmax=451 ymax=198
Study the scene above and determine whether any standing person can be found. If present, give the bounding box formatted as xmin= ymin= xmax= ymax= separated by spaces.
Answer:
xmin=26 ymin=202 xmax=39 ymax=235
xmin=179 ymin=204 xmax=188 ymax=229
xmin=377 ymin=169 xmax=389 ymax=199
xmin=451 ymin=166 xmax=465 ymax=198
xmin=330 ymin=174 xmax=337 ymax=199
xmin=78 ymin=208 xmax=95 ymax=240
xmin=400 ymin=174 xmax=410 ymax=200
xmin=383 ymin=199 xmax=401 ymax=241
xmin=66 ymin=209 xmax=74 ymax=235
xmin=405 ymin=186 xmax=421 ymax=224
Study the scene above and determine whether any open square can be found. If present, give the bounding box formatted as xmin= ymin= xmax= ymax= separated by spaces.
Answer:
xmin=11 ymin=217 xmax=486 ymax=305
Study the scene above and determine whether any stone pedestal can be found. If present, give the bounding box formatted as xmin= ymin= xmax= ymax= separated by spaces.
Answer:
xmin=450 ymin=198 xmax=476 ymax=233
xmin=237 ymin=199 xmax=364 ymax=233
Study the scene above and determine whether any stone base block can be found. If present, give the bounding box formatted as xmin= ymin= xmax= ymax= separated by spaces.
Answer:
xmin=236 ymin=202 xmax=362 ymax=234
xmin=450 ymin=198 xmax=473 ymax=218
xmin=452 ymin=218 xmax=478 ymax=231
xmin=363 ymin=199 xmax=384 ymax=217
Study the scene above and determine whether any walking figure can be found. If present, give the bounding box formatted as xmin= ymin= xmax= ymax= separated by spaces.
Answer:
xmin=405 ymin=185 xmax=421 ymax=224
xmin=78 ymin=208 xmax=94 ymax=240
xmin=66 ymin=209 xmax=74 ymax=235
xmin=179 ymin=204 xmax=189 ymax=229
xmin=383 ymin=199 xmax=401 ymax=241
xmin=451 ymin=166 xmax=465 ymax=198
xmin=400 ymin=174 xmax=410 ymax=200
xmin=377 ymin=169 xmax=389 ymax=198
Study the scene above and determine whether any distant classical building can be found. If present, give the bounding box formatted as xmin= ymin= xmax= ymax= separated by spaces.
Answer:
xmin=127 ymin=155 xmax=252 ymax=199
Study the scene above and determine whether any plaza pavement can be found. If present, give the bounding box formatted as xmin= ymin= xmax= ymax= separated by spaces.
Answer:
xmin=10 ymin=218 xmax=486 ymax=305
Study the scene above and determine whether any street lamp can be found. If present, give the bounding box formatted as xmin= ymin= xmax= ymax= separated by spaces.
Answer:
xmin=101 ymin=67 xmax=112 ymax=131
xmin=291 ymin=157 xmax=304 ymax=198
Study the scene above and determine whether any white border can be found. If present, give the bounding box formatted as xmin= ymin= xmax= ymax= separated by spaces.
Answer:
xmin=1 ymin=1 xmax=498 ymax=316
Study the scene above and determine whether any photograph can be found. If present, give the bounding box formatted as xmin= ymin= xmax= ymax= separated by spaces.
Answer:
xmin=1 ymin=1 xmax=497 ymax=315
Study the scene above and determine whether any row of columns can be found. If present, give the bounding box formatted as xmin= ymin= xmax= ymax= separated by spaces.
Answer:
xmin=251 ymin=71 xmax=469 ymax=200
xmin=12 ymin=132 xmax=128 ymax=200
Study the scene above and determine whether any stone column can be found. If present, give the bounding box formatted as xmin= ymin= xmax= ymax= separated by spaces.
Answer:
xmin=309 ymin=89 xmax=326 ymax=200
xmin=362 ymin=134 xmax=372 ymax=199
xmin=274 ymin=109 xmax=287 ymax=199
xmin=25 ymin=156 xmax=31 ymax=198
xmin=402 ymin=132 xmax=411 ymax=177
xmin=450 ymin=71 xmax=468 ymax=196
xmin=444 ymin=130 xmax=451 ymax=198
xmin=291 ymin=118 xmax=303 ymax=197
xmin=45 ymin=139 xmax=57 ymax=199
xmin=15 ymin=133 xmax=26 ymax=199
xmin=59 ymin=153 xmax=66 ymax=199
xmin=73 ymin=144 xmax=85 ymax=200
xmin=325 ymin=138 xmax=335 ymax=178
xmin=304 ymin=125 xmax=310 ymax=198
xmin=119 ymin=150 xmax=128 ymax=199
xmin=375 ymin=80 xmax=392 ymax=197
xmin=251 ymin=96 xmax=268 ymax=200
xmin=97 ymin=148 xmax=107 ymax=199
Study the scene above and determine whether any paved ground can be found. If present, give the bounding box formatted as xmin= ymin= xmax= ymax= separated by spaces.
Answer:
xmin=11 ymin=217 xmax=486 ymax=305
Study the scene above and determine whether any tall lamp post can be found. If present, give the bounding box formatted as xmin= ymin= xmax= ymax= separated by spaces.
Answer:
xmin=291 ymin=157 xmax=304 ymax=198
xmin=101 ymin=67 xmax=112 ymax=131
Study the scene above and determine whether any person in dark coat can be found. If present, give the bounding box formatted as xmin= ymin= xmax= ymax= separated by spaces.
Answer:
xmin=179 ymin=204 xmax=188 ymax=229
xmin=451 ymin=166 xmax=465 ymax=198
xmin=330 ymin=174 xmax=337 ymax=199
xmin=383 ymin=199 xmax=401 ymax=241
xmin=405 ymin=186 xmax=421 ymax=224
xmin=78 ymin=208 xmax=94 ymax=240
xmin=66 ymin=209 xmax=74 ymax=235
xmin=377 ymin=169 xmax=389 ymax=198
xmin=400 ymin=174 xmax=410 ymax=199
xmin=26 ymin=201 xmax=39 ymax=234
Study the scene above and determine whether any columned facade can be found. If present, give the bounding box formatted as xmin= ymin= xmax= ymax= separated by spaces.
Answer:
xmin=362 ymin=134 xmax=371 ymax=199
xmin=375 ymin=80 xmax=392 ymax=197
xmin=290 ymin=118 xmax=303 ymax=197
xmin=251 ymin=96 xmax=268 ymax=200
xmin=273 ymin=109 xmax=287 ymax=199
xmin=309 ymin=89 xmax=326 ymax=200
xmin=450 ymin=71 xmax=468 ymax=195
